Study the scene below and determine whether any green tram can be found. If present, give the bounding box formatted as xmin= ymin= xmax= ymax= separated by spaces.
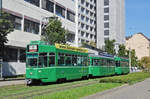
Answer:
xmin=114 ymin=56 xmax=130 ymax=75
xmin=26 ymin=41 xmax=130 ymax=85
xmin=88 ymin=54 xmax=116 ymax=77
xmin=26 ymin=41 xmax=89 ymax=84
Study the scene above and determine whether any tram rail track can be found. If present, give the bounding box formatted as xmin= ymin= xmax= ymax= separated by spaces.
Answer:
xmin=0 ymin=80 xmax=99 ymax=99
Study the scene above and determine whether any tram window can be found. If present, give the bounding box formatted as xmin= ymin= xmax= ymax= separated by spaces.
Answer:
xmin=93 ymin=59 xmax=98 ymax=66
xmin=72 ymin=55 xmax=77 ymax=66
xmin=83 ymin=56 xmax=88 ymax=66
xmin=65 ymin=54 xmax=72 ymax=66
xmin=116 ymin=61 xmax=120 ymax=67
xmin=39 ymin=53 xmax=47 ymax=67
xmin=103 ymin=59 xmax=107 ymax=66
xmin=107 ymin=60 xmax=111 ymax=66
xmin=49 ymin=53 xmax=55 ymax=66
xmin=91 ymin=59 xmax=94 ymax=66
xmin=28 ymin=58 xmax=37 ymax=67
xmin=77 ymin=55 xmax=82 ymax=66
xmin=58 ymin=53 xmax=65 ymax=66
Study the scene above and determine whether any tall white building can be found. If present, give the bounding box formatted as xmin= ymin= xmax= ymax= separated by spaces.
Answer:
xmin=1 ymin=0 xmax=125 ymax=76
xmin=96 ymin=0 xmax=125 ymax=48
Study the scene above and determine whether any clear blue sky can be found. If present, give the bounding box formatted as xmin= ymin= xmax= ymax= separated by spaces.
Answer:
xmin=126 ymin=0 xmax=150 ymax=37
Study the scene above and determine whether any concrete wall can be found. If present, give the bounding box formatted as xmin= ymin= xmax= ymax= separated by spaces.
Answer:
xmin=2 ymin=62 xmax=25 ymax=77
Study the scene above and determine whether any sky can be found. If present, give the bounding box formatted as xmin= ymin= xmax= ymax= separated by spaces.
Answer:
xmin=126 ymin=0 xmax=150 ymax=37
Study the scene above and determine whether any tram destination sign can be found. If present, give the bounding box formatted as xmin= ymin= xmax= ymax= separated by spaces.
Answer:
xmin=55 ymin=43 xmax=88 ymax=53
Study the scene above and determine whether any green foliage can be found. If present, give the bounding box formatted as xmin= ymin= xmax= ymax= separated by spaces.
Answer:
xmin=138 ymin=57 xmax=150 ymax=71
xmin=104 ymin=39 xmax=116 ymax=55
xmin=99 ymin=72 xmax=150 ymax=84
xmin=126 ymin=49 xmax=138 ymax=67
xmin=118 ymin=44 xmax=128 ymax=57
xmin=82 ymin=41 xmax=96 ymax=48
xmin=0 ymin=12 xmax=14 ymax=57
xmin=42 ymin=17 xmax=68 ymax=45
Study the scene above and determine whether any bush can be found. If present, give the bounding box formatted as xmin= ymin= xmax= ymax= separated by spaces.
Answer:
xmin=99 ymin=72 xmax=150 ymax=84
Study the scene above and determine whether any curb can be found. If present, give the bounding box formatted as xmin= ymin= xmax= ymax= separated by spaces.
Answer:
xmin=81 ymin=84 xmax=129 ymax=99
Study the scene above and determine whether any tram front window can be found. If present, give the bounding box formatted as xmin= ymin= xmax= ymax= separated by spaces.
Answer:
xmin=28 ymin=58 xmax=37 ymax=67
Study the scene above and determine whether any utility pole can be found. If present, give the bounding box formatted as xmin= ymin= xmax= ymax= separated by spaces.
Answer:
xmin=129 ymin=48 xmax=132 ymax=72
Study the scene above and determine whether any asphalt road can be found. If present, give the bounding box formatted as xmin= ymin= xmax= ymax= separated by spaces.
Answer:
xmin=82 ymin=78 xmax=150 ymax=99
xmin=0 ymin=80 xmax=26 ymax=87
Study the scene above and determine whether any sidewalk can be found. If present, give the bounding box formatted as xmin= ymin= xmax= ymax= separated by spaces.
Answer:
xmin=0 ymin=79 xmax=26 ymax=87
xmin=82 ymin=78 xmax=150 ymax=99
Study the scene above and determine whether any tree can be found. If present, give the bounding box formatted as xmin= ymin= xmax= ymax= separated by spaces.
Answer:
xmin=138 ymin=57 xmax=150 ymax=71
xmin=104 ymin=39 xmax=116 ymax=55
xmin=126 ymin=49 xmax=138 ymax=67
xmin=118 ymin=44 xmax=128 ymax=57
xmin=42 ymin=17 xmax=68 ymax=45
xmin=0 ymin=12 xmax=14 ymax=58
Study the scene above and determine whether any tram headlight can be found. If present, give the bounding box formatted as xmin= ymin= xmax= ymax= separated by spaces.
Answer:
xmin=30 ymin=72 xmax=32 ymax=75
xmin=38 ymin=70 xmax=41 ymax=73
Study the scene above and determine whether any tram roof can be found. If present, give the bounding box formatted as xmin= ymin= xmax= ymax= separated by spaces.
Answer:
xmin=89 ymin=54 xmax=114 ymax=59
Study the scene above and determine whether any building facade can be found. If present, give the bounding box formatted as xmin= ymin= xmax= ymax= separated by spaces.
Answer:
xmin=1 ymin=0 xmax=125 ymax=76
xmin=96 ymin=0 xmax=125 ymax=48
xmin=125 ymin=33 xmax=150 ymax=60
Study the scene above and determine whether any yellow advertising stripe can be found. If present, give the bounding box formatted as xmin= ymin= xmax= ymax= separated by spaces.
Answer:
xmin=55 ymin=43 xmax=88 ymax=53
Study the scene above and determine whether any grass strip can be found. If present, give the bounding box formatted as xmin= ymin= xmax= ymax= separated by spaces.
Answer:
xmin=99 ymin=72 xmax=150 ymax=84
xmin=31 ymin=83 xmax=122 ymax=99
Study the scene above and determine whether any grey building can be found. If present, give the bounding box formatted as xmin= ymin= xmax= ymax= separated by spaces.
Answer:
xmin=96 ymin=0 xmax=125 ymax=48
xmin=1 ymin=0 xmax=125 ymax=76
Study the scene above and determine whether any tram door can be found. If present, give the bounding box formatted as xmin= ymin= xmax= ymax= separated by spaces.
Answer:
xmin=0 ymin=58 xmax=3 ymax=78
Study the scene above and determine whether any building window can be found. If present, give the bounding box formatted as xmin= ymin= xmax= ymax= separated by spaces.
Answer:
xmin=90 ymin=4 xmax=93 ymax=10
xmin=67 ymin=10 xmax=75 ymax=22
xmin=104 ymin=0 xmax=109 ymax=6
xmin=86 ymin=17 xmax=89 ymax=22
xmin=90 ymin=12 xmax=93 ymax=16
xmin=81 ymin=31 xmax=85 ymax=37
xmin=11 ymin=15 xmax=22 ymax=30
xmin=81 ymin=23 xmax=84 ymax=29
xmin=104 ymin=30 xmax=109 ymax=36
xmin=42 ymin=0 xmax=54 ymax=13
xmin=4 ymin=47 xmax=18 ymax=62
xmin=24 ymin=19 xmax=39 ymax=34
xmin=81 ymin=15 xmax=85 ymax=21
xmin=86 ymin=10 xmax=89 ymax=15
xmin=104 ymin=15 xmax=109 ymax=21
xmin=86 ymin=33 xmax=89 ymax=38
xmin=90 ymin=19 xmax=93 ymax=24
xmin=104 ymin=22 xmax=109 ymax=28
xmin=81 ymin=7 xmax=85 ymax=13
xmin=81 ymin=0 xmax=85 ymax=4
xmin=104 ymin=37 xmax=109 ymax=41
xmin=90 ymin=27 xmax=93 ymax=31
xmin=67 ymin=33 xmax=75 ymax=43
xmin=104 ymin=7 xmax=109 ymax=13
xmin=56 ymin=5 xmax=65 ymax=18
xmin=86 ymin=25 xmax=89 ymax=30
xmin=24 ymin=0 xmax=40 ymax=7
xmin=86 ymin=2 xmax=89 ymax=7
xmin=20 ymin=49 xmax=26 ymax=62
xmin=90 ymin=34 xmax=93 ymax=39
